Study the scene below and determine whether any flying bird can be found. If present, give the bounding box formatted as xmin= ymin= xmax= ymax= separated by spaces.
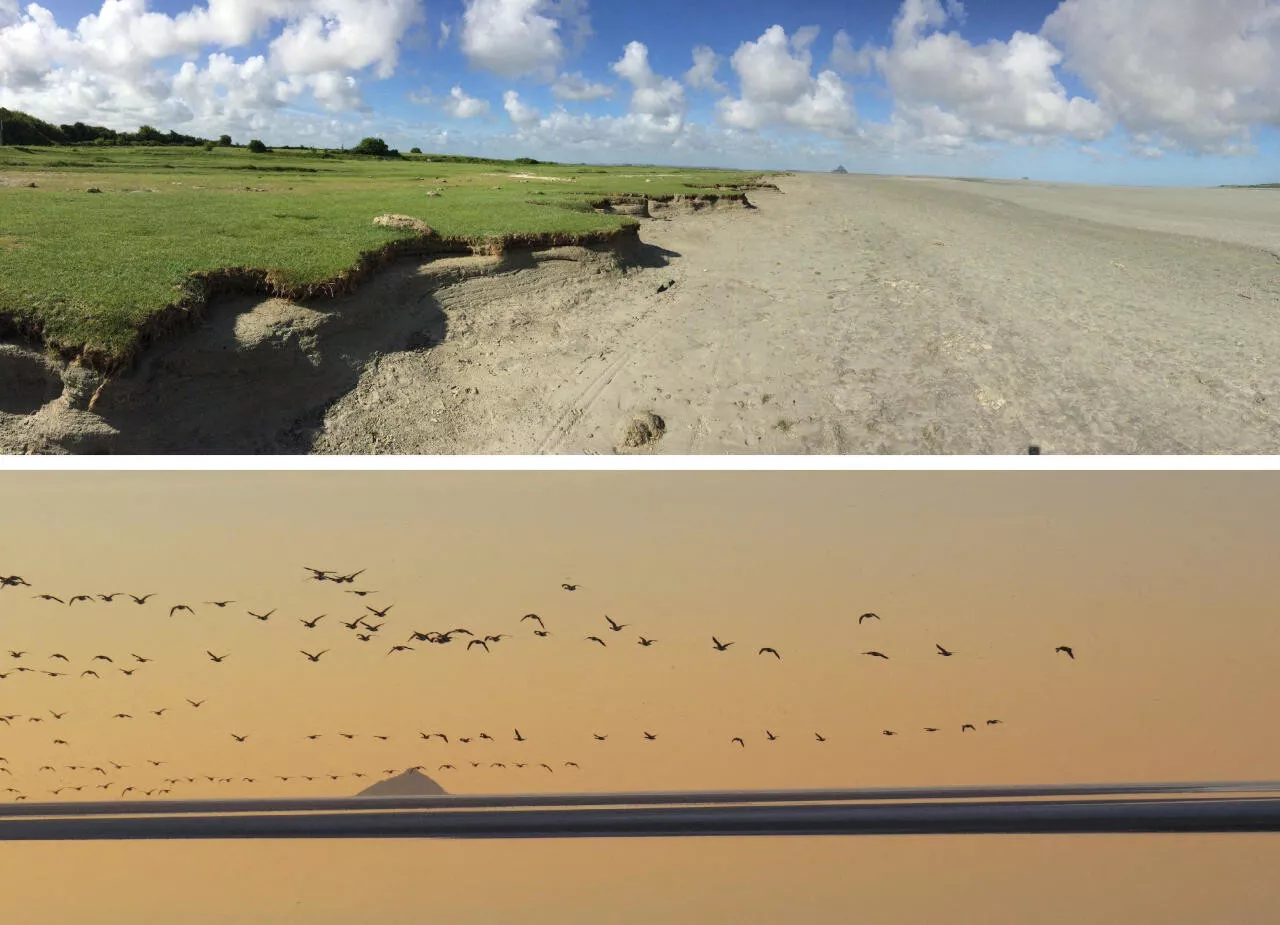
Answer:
xmin=858 ymin=612 xmax=880 ymax=624
xmin=604 ymin=615 xmax=627 ymax=632
xmin=534 ymin=630 xmax=551 ymax=637
xmin=128 ymin=594 xmax=155 ymax=604
xmin=565 ymin=762 xmax=580 ymax=769
xmin=1055 ymin=646 xmax=1075 ymax=659
xmin=300 ymin=615 xmax=326 ymax=629
xmin=49 ymin=653 xmax=68 ymax=661
xmin=249 ymin=609 xmax=275 ymax=622
xmin=230 ymin=734 xmax=248 ymax=742
xmin=814 ymin=733 xmax=827 ymax=742
xmin=961 ymin=724 xmax=976 ymax=732
xmin=131 ymin=654 xmax=152 ymax=663
xmin=561 ymin=583 xmax=581 ymax=591
xmin=862 ymin=651 xmax=889 ymax=659
xmin=643 ymin=731 xmax=657 ymax=741
xmin=986 ymin=719 xmax=1003 ymax=726
xmin=169 ymin=604 xmax=194 ymax=617
xmin=186 ymin=699 xmax=204 ymax=708
xmin=206 ymin=651 xmax=229 ymax=663
xmin=365 ymin=605 xmax=393 ymax=618
xmin=80 ymin=670 xmax=99 ymax=678
xmin=711 ymin=637 xmax=734 ymax=651
xmin=205 ymin=601 xmax=235 ymax=608
xmin=924 ymin=727 xmax=939 ymax=732
xmin=467 ymin=639 xmax=489 ymax=652
xmin=585 ymin=636 xmax=606 ymax=647
xmin=765 ymin=730 xmax=778 ymax=741
xmin=34 ymin=594 xmax=64 ymax=604
xmin=68 ymin=595 xmax=93 ymax=605
xmin=731 ymin=737 xmax=745 ymax=748
xmin=882 ymin=730 xmax=897 ymax=736
xmin=521 ymin=614 xmax=544 ymax=628
xmin=593 ymin=734 xmax=608 ymax=741
xmin=387 ymin=645 xmax=414 ymax=655
xmin=91 ymin=655 xmax=112 ymax=663
xmin=304 ymin=567 xmax=334 ymax=581
xmin=98 ymin=593 xmax=125 ymax=602
xmin=300 ymin=650 xmax=329 ymax=663
xmin=513 ymin=729 xmax=526 ymax=742
xmin=759 ymin=647 xmax=781 ymax=659
xmin=638 ymin=636 xmax=657 ymax=646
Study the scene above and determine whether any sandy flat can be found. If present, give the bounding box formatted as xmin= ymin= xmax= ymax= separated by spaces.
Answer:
xmin=315 ymin=173 xmax=1280 ymax=454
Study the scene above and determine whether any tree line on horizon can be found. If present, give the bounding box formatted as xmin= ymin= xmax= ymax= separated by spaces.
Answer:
xmin=0 ymin=108 xmax=548 ymax=166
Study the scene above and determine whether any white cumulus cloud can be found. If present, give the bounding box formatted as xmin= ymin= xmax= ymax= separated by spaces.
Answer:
xmin=502 ymin=88 xmax=541 ymax=126
xmin=460 ymin=0 xmax=588 ymax=81
xmin=866 ymin=0 xmax=1110 ymax=148
xmin=717 ymin=25 xmax=858 ymax=135
xmin=1042 ymin=0 xmax=1280 ymax=155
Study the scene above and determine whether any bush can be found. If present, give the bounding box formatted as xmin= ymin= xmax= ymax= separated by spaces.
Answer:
xmin=203 ymin=141 xmax=215 ymax=151
xmin=219 ymin=135 xmax=232 ymax=147
xmin=410 ymin=147 xmax=422 ymax=154
xmin=352 ymin=136 xmax=389 ymax=157
xmin=247 ymin=139 xmax=268 ymax=154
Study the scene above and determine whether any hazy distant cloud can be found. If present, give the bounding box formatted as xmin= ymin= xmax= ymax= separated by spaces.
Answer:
xmin=551 ymin=71 xmax=613 ymax=101
xmin=439 ymin=21 xmax=451 ymax=48
xmin=441 ymin=85 xmax=491 ymax=118
xmin=684 ymin=45 xmax=726 ymax=92
xmin=830 ymin=29 xmax=873 ymax=75
xmin=460 ymin=0 xmax=589 ymax=81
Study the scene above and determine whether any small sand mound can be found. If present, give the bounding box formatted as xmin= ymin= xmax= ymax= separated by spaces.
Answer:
xmin=619 ymin=411 xmax=666 ymax=449
xmin=373 ymin=214 xmax=434 ymax=235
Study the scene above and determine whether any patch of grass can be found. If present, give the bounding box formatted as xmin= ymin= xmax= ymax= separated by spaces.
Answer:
xmin=0 ymin=145 xmax=774 ymax=366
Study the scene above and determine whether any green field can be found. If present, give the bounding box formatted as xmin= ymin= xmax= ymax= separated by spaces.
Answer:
xmin=0 ymin=144 xmax=768 ymax=369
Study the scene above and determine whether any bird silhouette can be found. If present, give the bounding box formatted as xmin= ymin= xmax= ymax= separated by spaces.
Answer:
xmin=186 ymin=699 xmax=204 ymax=708
xmin=80 ymin=670 xmax=98 ymax=678
xmin=593 ymin=734 xmax=608 ymax=741
xmin=333 ymin=570 xmax=365 ymax=584
xmin=112 ymin=713 xmax=132 ymax=719
xmin=765 ymin=730 xmax=778 ymax=741
xmin=132 ymin=654 xmax=152 ymax=663
xmin=858 ymin=612 xmax=880 ymax=624
xmin=91 ymin=655 xmax=113 ymax=663
xmin=205 ymin=601 xmax=235 ymax=608
xmin=128 ymin=594 xmax=155 ymax=605
xmin=483 ymin=634 xmax=509 ymax=643
xmin=459 ymin=737 xmax=472 ymax=744
xmin=151 ymin=709 xmax=168 ymax=717
xmin=206 ymin=651 xmax=229 ymax=663
xmin=924 ymin=727 xmax=939 ymax=732
xmin=935 ymin=644 xmax=954 ymax=657
xmin=637 ymin=636 xmax=657 ymax=646
xmin=712 ymin=637 xmax=734 ymax=651
xmin=387 ymin=645 xmax=414 ymax=655
xmin=882 ymin=730 xmax=897 ymax=736
xmin=365 ymin=605 xmax=393 ymax=618
xmin=731 ymin=737 xmax=746 ymax=748
xmin=118 ymin=668 xmax=136 ymax=676
xmin=986 ymin=719 xmax=1003 ymax=726
xmin=1055 ymin=646 xmax=1075 ymax=659
xmin=585 ymin=636 xmax=606 ymax=646
xmin=513 ymin=729 xmax=526 ymax=742
xmin=439 ymin=764 xmax=456 ymax=771
xmin=300 ymin=650 xmax=329 ymax=662
xmin=815 ymin=733 xmax=827 ymax=742
xmin=604 ymin=615 xmax=627 ymax=632
xmin=355 ymin=633 xmax=373 ymax=642
xmin=561 ymin=583 xmax=581 ymax=591
xmin=49 ymin=653 xmax=68 ymax=661
xmin=300 ymin=615 xmax=326 ymax=629
xmin=304 ymin=567 xmax=334 ymax=581
xmin=862 ymin=651 xmax=889 ymax=659
xmin=249 ymin=609 xmax=275 ymax=622
xmin=169 ymin=604 xmax=194 ymax=617
xmin=50 ymin=710 xmax=67 ymax=719
xmin=97 ymin=593 xmax=125 ymax=602
xmin=34 ymin=594 xmax=64 ymax=604
xmin=521 ymin=614 xmax=545 ymax=628
xmin=961 ymin=724 xmax=976 ymax=732
xmin=7 ymin=651 xmax=25 ymax=658
xmin=341 ymin=617 xmax=365 ymax=630
xmin=231 ymin=734 xmax=248 ymax=742
xmin=759 ymin=647 xmax=781 ymax=659
xmin=346 ymin=589 xmax=377 ymax=597
xmin=340 ymin=733 xmax=356 ymax=740
xmin=467 ymin=639 xmax=489 ymax=652
xmin=565 ymin=762 xmax=580 ymax=769
xmin=534 ymin=630 xmax=551 ymax=637
xmin=68 ymin=595 xmax=93 ymax=605
xmin=643 ymin=731 xmax=657 ymax=741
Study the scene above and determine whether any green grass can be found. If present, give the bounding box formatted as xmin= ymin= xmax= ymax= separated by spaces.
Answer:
xmin=0 ymin=145 xmax=770 ymax=367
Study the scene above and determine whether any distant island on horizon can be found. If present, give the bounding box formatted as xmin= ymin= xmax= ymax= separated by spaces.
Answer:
xmin=357 ymin=768 xmax=448 ymax=797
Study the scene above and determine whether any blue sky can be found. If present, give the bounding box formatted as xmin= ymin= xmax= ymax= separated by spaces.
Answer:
xmin=2 ymin=0 xmax=1278 ymax=185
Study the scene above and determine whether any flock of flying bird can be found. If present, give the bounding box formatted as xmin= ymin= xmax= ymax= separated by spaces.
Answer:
xmin=0 ymin=568 xmax=1079 ymax=801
